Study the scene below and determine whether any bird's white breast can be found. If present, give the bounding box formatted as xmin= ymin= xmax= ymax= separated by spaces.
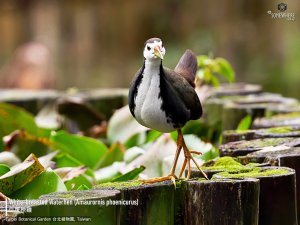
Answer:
xmin=134 ymin=62 xmax=175 ymax=133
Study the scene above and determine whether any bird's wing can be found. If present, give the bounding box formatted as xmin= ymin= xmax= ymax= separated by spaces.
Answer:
xmin=174 ymin=49 xmax=198 ymax=88
xmin=163 ymin=68 xmax=202 ymax=120
xmin=128 ymin=66 xmax=144 ymax=117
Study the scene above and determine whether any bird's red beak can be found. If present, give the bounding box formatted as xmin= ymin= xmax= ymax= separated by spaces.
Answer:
xmin=154 ymin=46 xmax=164 ymax=59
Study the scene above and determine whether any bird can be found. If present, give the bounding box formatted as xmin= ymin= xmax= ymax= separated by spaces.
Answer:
xmin=128 ymin=37 xmax=208 ymax=182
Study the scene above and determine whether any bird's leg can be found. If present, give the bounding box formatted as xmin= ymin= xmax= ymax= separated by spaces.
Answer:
xmin=177 ymin=129 xmax=208 ymax=180
xmin=142 ymin=134 xmax=183 ymax=184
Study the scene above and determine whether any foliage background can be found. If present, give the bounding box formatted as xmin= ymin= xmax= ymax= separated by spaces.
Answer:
xmin=0 ymin=0 xmax=299 ymax=97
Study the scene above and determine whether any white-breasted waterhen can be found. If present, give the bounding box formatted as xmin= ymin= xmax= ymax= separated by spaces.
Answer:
xmin=128 ymin=38 xmax=208 ymax=182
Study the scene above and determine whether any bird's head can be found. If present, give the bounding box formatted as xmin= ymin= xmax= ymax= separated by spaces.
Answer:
xmin=143 ymin=38 xmax=166 ymax=61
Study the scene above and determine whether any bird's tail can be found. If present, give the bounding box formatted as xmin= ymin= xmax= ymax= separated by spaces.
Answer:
xmin=174 ymin=49 xmax=198 ymax=88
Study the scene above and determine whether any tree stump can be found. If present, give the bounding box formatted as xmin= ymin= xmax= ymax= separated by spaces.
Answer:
xmin=183 ymin=178 xmax=260 ymax=225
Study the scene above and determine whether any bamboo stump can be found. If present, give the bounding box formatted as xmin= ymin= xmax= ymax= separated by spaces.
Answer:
xmin=215 ymin=167 xmax=297 ymax=225
xmin=95 ymin=180 xmax=175 ymax=225
xmin=183 ymin=178 xmax=260 ymax=225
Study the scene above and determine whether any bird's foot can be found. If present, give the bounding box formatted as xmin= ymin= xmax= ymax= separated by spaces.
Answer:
xmin=179 ymin=145 xmax=208 ymax=180
xmin=141 ymin=174 xmax=178 ymax=185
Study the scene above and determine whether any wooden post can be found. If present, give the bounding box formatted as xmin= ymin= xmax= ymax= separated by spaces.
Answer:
xmin=215 ymin=167 xmax=297 ymax=225
xmin=219 ymin=137 xmax=298 ymax=157
xmin=222 ymin=130 xmax=255 ymax=144
xmin=40 ymin=189 xmax=120 ymax=225
xmin=222 ymin=126 xmax=300 ymax=144
xmin=95 ymin=180 xmax=176 ymax=225
xmin=246 ymin=147 xmax=300 ymax=222
xmin=0 ymin=200 xmax=50 ymax=225
xmin=0 ymin=89 xmax=61 ymax=115
xmin=183 ymin=178 xmax=260 ymax=225
xmin=253 ymin=113 xmax=300 ymax=129
xmin=211 ymin=83 xmax=262 ymax=97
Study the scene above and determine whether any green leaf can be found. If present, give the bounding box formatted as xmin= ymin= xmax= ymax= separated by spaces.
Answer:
xmin=10 ymin=168 xmax=67 ymax=199
xmin=65 ymin=175 xmax=92 ymax=190
xmin=215 ymin=58 xmax=235 ymax=83
xmin=203 ymin=68 xmax=213 ymax=83
xmin=210 ymin=75 xmax=220 ymax=87
xmin=0 ymin=103 xmax=38 ymax=134
xmin=197 ymin=55 xmax=210 ymax=67
xmin=50 ymin=131 xmax=108 ymax=169
xmin=124 ymin=132 xmax=147 ymax=149
xmin=97 ymin=143 xmax=125 ymax=168
xmin=145 ymin=130 xmax=162 ymax=143
xmin=200 ymin=146 xmax=219 ymax=162
xmin=112 ymin=166 xmax=145 ymax=182
xmin=0 ymin=164 xmax=10 ymax=176
xmin=77 ymin=184 xmax=90 ymax=190
xmin=54 ymin=153 xmax=95 ymax=178
xmin=236 ymin=115 xmax=252 ymax=131
xmin=54 ymin=166 xmax=93 ymax=190
xmin=0 ymin=154 xmax=44 ymax=195
xmin=0 ymin=103 xmax=39 ymax=151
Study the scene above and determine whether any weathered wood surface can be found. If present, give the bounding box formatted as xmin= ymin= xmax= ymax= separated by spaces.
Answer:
xmin=222 ymin=126 xmax=300 ymax=144
xmin=0 ymin=89 xmax=62 ymax=115
xmin=0 ymin=200 xmax=50 ymax=225
xmin=183 ymin=179 xmax=260 ymax=225
xmin=40 ymin=189 xmax=120 ymax=225
xmin=219 ymin=137 xmax=300 ymax=157
xmin=94 ymin=181 xmax=175 ymax=225
xmin=253 ymin=113 xmax=300 ymax=129
xmin=244 ymin=147 xmax=300 ymax=222
xmin=204 ymin=92 xmax=297 ymax=131
xmin=211 ymin=83 xmax=262 ymax=97
xmin=215 ymin=167 xmax=297 ymax=225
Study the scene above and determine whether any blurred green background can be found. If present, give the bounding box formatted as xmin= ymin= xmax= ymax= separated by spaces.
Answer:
xmin=0 ymin=0 xmax=299 ymax=98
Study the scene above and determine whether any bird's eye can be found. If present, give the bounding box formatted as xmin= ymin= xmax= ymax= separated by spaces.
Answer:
xmin=147 ymin=46 xmax=151 ymax=51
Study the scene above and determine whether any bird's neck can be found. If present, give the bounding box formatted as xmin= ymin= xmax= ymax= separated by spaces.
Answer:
xmin=144 ymin=59 xmax=162 ymax=73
